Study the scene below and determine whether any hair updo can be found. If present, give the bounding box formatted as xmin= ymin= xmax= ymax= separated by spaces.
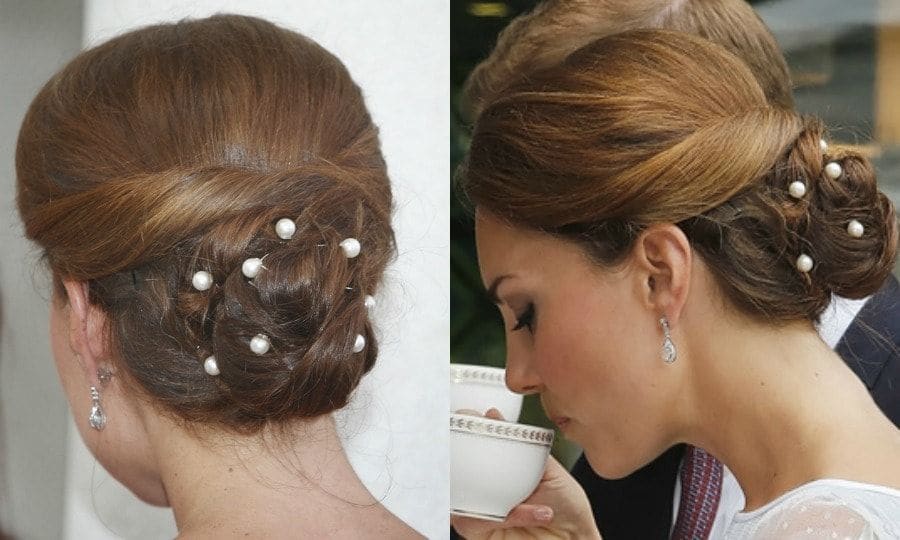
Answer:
xmin=16 ymin=14 xmax=395 ymax=432
xmin=460 ymin=29 xmax=897 ymax=324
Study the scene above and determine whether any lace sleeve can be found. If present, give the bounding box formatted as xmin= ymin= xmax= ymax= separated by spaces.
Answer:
xmin=750 ymin=500 xmax=876 ymax=539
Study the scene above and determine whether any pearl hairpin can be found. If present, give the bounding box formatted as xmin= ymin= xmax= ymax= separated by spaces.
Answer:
xmin=847 ymin=220 xmax=864 ymax=238
xmin=275 ymin=218 xmax=296 ymax=240
xmin=340 ymin=238 xmax=361 ymax=258
xmin=352 ymin=333 xmax=366 ymax=353
xmin=192 ymin=270 xmax=213 ymax=291
xmin=788 ymin=181 xmax=807 ymax=199
xmin=364 ymin=295 xmax=376 ymax=310
xmin=242 ymin=257 xmax=263 ymax=279
xmin=250 ymin=334 xmax=271 ymax=355
xmin=824 ymin=162 xmax=842 ymax=180
xmin=796 ymin=254 xmax=814 ymax=273
xmin=819 ymin=138 xmax=828 ymax=153
xmin=203 ymin=355 xmax=220 ymax=376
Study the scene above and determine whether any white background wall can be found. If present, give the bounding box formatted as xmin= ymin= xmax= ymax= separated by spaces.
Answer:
xmin=0 ymin=2 xmax=84 ymax=538
xmin=1 ymin=1 xmax=449 ymax=538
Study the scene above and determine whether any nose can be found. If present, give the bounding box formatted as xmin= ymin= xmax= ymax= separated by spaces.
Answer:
xmin=505 ymin=347 xmax=542 ymax=395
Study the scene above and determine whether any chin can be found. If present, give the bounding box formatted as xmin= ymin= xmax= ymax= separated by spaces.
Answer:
xmin=583 ymin=445 xmax=646 ymax=480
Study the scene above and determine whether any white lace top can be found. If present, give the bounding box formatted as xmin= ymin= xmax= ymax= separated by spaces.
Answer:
xmin=726 ymin=479 xmax=900 ymax=539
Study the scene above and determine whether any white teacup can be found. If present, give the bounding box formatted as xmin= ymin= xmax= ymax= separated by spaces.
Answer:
xmin=450 ymin=413 xmax=554 ymax=521
xmin=450 ymin=363 xmax=523 ymax=422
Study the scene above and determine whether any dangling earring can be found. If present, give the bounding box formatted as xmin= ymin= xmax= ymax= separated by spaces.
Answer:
xmin=660 ymin=317 xmax=677 ymax=364
xmin=88 ymin=386 xmax=106 ymax=430
xmin=97 ymin=365 xmax=112 ymax=386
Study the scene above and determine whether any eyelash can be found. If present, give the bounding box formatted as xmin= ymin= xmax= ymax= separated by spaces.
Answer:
xmin=512 ymin=303 xmax=535 ymax=333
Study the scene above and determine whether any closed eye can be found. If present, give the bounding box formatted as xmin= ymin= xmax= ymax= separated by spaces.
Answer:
xmin=512 ymin=303 xmax=535 ymax=333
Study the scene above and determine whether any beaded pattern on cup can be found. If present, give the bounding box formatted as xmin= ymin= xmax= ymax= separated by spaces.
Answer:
xmin=450 ymin=416 xmax=554 ymax=445
xmin=450 ymin=365 xmax=506 ymax=385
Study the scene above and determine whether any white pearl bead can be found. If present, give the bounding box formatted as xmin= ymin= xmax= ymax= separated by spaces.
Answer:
xmin=275 ymin=218 xmax=296 ymax=240
xmin=788 ymin=181 xmax=807 ymax=199
xmin=819 ymin=138 xmax=828 ymax=153
xmin=796 ymin=254 xmax=814 ymax=273
xmin=847 ymin=219 xmax=864 ymax=238
xmin=203 ymin=355 xmax=220 ymax=376
xmin=824 ymin=162 xmax=842 ymax=180
xmin=250 ymin=334 xmax=271 ymax=355
xmin=364 ymin=295 xmax=376 ymax=310
xmin=192 ymin=270 xmax=213 ymax=291
xmin=352 ymin=333 xmax=366 ymax=353
xmin=340 ymin=238 xmax=361 ymax=258
xmin=242 ymin=257 xmax=263 ymax=278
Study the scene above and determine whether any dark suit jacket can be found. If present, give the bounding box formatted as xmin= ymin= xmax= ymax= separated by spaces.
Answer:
xmin=572 ymin=274 xmax=900 ymax=540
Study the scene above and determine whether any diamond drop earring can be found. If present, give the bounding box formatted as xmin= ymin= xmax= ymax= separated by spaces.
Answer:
xmin=88 ymin=386 xmax=106 ymax=430
xmin=660 ymin=317 xmax=677 ymax=364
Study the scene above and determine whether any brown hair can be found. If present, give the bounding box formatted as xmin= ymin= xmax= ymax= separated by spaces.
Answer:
xmin=460 ymin=30 xmax=897 ymax=323
xmin=462 ymin=0 xmax=794 ymax=120
xmin=16 ymin=14 xmax=395 ymax=432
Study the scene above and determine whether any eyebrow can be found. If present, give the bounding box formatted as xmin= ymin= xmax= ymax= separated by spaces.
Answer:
xmin=485 ymin=274 xmax=512 ymax=305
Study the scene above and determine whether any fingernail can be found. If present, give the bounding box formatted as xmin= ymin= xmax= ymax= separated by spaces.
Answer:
xmin=533 ymin=507 xmax=553 ymax=521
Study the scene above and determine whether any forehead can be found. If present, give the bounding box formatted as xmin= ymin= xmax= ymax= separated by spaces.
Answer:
xmin=474 ymin=211 xmax=597 ymax=288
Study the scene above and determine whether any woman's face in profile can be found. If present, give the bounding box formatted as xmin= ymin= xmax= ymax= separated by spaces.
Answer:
xmin=475 ymin=210 xmax=681 ymax=477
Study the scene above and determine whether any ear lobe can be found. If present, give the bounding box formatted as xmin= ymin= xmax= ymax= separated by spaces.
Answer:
xmin=61 ymin=279 xmax=106 ymax=384
xmin=634 ymin=225 xmax=692 ymax=327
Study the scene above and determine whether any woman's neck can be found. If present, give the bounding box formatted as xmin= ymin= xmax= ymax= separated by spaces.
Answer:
xmin=143 ymin=413 xmax=419 ymax=538
xmin=679 ymin=317 xmax=900 ymax=511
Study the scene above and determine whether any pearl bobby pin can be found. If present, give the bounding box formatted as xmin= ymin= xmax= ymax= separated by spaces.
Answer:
xmin=192 ymin=270 xmax=214 ymax=291
xmin=788 ymin=181 xmax=806 ymax=199
xmin=824 ymin=162 xmax=842 ymax=180
xmin=204 ymin=356 xmax=220 ymax=376
xmin=340 ymin=238 xmax=361 ymax=258
xmin=275 ymin=218 xmax=296 ymax=240
xmin=352 ymin=334 xmax=366 ymax=353
xmin=242 ymin=257 xmax=264 ymax=279
xmin=847 ymin=220 xmax=864 ymax=238
xmin=250 ymin=334 xmax=271 ymax=355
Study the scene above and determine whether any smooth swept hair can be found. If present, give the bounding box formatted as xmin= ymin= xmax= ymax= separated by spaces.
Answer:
xmin=462 ymin=0 xmax=794 ymax=120
xmin=460 ymin=30 xmax=897 ymax=323
xmin=16 ymin=14 xmax=395 ymax=432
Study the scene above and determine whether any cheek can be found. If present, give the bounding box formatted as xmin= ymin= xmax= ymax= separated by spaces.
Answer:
xmin=534 ymin=285 xmax=644 ymax=391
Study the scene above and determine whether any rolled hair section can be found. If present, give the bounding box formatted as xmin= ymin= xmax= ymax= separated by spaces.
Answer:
xmin=461 ymin=29 xmax=897 ymax=324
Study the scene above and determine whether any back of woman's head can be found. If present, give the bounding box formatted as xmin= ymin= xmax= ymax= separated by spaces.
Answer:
xmin=16 ymin=14 xmax=395 ymax=432
xmin=461 ymin=29 xmax=897 ymax=324
xmin=462 ymin=0 xmax=793 ymax=120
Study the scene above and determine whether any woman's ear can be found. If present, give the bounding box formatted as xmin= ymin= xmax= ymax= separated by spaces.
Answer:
xmin=631 ymin=224 xmax=692 ymax=327
xmin=61 ymin=279 xmax=107 ymax=386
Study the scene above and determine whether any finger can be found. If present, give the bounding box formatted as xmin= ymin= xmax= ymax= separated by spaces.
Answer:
xmin=451 ymin=504 xmax=554 ymax=535
xmin=484 ymin=407 xmax=506 ymax=420
xmin=503 ymin=503 xmax=554 ymax=527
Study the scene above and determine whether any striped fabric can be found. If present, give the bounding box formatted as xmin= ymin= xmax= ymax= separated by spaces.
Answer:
xmin=671 ymin=446 xmax=724 ymax=540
